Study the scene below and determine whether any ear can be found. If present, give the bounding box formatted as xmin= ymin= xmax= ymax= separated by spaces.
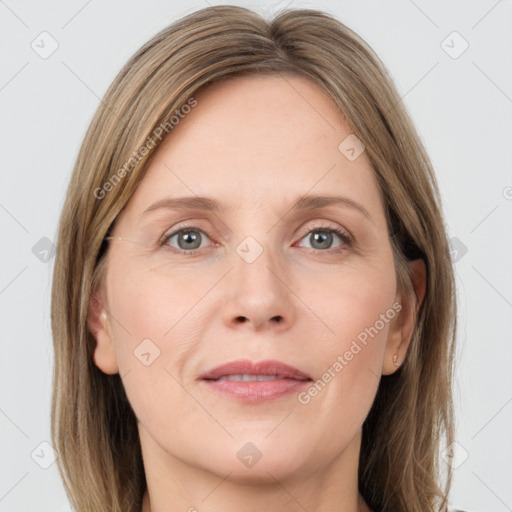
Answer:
xmin=382 ymin=258 xmax=426 ymax=375
xmin=87 ymin=286 xmax=119 ymax=375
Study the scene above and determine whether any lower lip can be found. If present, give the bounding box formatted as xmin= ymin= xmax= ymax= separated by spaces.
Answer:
xmin=201 ymin=378 xmax=311 ymax=403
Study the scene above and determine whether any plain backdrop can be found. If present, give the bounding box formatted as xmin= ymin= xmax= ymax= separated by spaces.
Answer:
xmin=1 ymin=1 xmax=511 ymax=511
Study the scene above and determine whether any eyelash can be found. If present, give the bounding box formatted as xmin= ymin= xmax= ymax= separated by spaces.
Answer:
xmin=159 ymin=223 xmax=353 ymax=256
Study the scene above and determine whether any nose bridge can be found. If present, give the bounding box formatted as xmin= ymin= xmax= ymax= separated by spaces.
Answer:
xmin=221 ymin=230 xmax=295 ymax=331
xmin=234 ymin=234 xmax=281 ymax=291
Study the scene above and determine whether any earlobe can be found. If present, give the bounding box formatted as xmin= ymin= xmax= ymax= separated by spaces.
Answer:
xmin=87 ymin=288 xmax=119 ymax=375
xmin=382 ymin=258 xmax=426 ymax=376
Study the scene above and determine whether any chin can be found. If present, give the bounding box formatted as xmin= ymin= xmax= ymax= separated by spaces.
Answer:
xmin=190 ymin=434 xmax=313 ymax=484
xmin=204 ymin=455 xmax=307 ymax=485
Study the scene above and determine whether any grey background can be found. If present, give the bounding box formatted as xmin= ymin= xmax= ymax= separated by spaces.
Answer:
xmin=1 ymin=1 xmax=511 ymax=511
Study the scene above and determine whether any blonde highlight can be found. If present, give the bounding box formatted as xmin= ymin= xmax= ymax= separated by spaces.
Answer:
xmin=51 ymin=6 xmax=457 ymax=511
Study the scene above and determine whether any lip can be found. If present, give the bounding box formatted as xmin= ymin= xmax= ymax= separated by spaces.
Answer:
xmin=198 ymin=359 xmax=312 ymax=403
xmin=198 ymin=359 xmax=312 ymax=381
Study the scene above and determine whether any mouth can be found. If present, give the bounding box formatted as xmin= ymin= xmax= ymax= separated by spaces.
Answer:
xmin=198 ymin=359 xmax=313 ymax=403
xmin=213 ymin=374 xmax=302 ymax=382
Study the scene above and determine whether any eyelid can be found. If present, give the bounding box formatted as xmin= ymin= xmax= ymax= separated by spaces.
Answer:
xmin=296 ymin=221 xmax=353 ymax=243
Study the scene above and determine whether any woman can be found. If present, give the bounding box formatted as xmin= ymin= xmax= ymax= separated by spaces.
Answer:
xmin=51 ymin=5 xmax=460 ymax=512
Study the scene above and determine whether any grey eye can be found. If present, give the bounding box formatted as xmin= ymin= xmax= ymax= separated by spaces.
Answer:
xmin=164 ymin=229 xmax=209 ymax=251
xmin=308 ymin=231 xmax=334 ymax=250
xmin=297 ymin=227 xmax=348 ymax=251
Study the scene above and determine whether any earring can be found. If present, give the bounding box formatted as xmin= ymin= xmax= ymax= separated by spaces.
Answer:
xmin=393 ymin=354 xmax=400 ymax=367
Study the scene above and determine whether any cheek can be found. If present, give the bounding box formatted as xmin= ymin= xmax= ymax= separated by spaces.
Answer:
xmin=104 ymin=263 xmax=205 ymax=441
xmin=105 ymin=257 xmax=218 ymax=401
xmin=296 ymin=253 xmax=397 ymax=350
xmin=107 ymin=258 xmax=211 ymax=350
xmin=294 ymin=257 xmax=396 ymax=425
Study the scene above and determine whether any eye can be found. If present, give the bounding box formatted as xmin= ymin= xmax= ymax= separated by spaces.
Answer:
xmin=160 ymin=222 xmax=352 ymax=256
xmin=160 ymin=227 xmax=213 ymax=254
xmin=295 ymin=223 xmax=352 ymax=253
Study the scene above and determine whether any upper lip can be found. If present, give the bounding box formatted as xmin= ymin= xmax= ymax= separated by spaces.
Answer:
xmin=198 ymin=359 xmax=312 ymax=381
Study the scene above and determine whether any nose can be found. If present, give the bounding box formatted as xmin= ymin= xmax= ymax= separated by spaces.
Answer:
xmin=221 ymin=246 xmax=296 ymax=333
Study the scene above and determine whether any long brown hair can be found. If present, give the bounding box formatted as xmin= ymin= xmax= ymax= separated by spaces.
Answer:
xmin=51 ymin=5 xmax=457 ymax=511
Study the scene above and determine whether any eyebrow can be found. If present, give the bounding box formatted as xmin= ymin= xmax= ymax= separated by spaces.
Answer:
xmin=140 ymin=194 xmax=372 ymax=221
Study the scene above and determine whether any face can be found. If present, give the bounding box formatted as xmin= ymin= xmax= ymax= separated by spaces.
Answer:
xmin=89 ymin=74 xmax=416 ymax=484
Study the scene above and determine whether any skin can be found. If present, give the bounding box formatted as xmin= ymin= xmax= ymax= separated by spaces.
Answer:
xmin=88 ymin=74 xmax=426 ymax=512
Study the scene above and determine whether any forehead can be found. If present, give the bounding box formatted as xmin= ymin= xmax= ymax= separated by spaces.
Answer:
xmin=117 ymin=74 xmax=386 ymax=228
